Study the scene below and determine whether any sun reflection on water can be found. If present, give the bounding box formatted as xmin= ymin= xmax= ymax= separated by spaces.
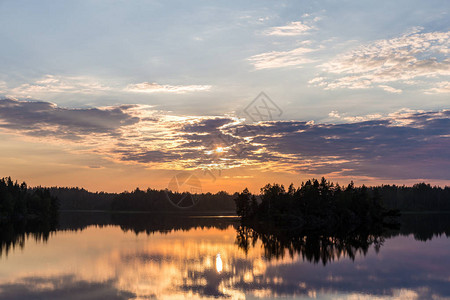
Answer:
xmin=216 ymin=253 xmax=223 ymax=273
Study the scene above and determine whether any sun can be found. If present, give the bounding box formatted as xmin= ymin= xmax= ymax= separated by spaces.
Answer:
xmin=215 ymin=147 xmax=224 ymax=153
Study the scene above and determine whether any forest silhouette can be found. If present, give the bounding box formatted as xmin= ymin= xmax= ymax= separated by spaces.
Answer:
xmin=0 ymin=177 xmax=59 ymax=222
xmin=46 ymin=179 xmax=450 ymax=213
xmin=234 ymin=177 xmax=401 ymax=228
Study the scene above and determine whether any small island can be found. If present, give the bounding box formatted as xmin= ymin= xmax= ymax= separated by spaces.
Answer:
xmin=235 ymin=177 xmax=400 ymax=229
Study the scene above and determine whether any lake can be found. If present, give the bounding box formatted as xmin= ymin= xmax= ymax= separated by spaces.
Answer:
xmin=0 ymin=212 xmax=449 ymax=300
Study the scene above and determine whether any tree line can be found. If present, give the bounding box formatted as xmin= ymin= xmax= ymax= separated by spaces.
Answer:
xmin=375 ymin=183 xmax=450 ymax=211
xmin=47 ymin=187 xmax=236 ymax=212
xmin=0 ymin=177 xmax=59 ymax=222
xmin=110 ymin=188 xmax=235 ymax=212
xmin=2 ymin=177 xmax=448 ymax=214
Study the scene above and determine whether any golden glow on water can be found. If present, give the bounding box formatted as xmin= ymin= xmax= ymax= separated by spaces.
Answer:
xmin=0 ymin=225 xmax=265 ymax=299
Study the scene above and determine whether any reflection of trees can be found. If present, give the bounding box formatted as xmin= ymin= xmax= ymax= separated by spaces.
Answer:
xmin=235 ymin=223 xmax=387 ymax=265
xmin=2 ymin=212 xmax=450 ymax=261
xmin=0 ymin=219 xmax=56 ymax=257
xmin=1 ymin=212 xmax=238 ymax=257
xmin=236 ymin=213 xmax=450 ymax=264
xmin=111 ymin=213 xmax=237 ymax=235
xmin=57 ymin=212 xmax=238 ymax=234
xmin=386 ymin=213 xmax=450 ymax=241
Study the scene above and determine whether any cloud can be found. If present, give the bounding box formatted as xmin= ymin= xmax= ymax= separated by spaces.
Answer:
xmin=249 ymin=16 xmax=320 ymax=70
xmin=244 ymin=110 xmax=450 ymax=180
xmin=378 ymin=85 xmax=402 ymax=94
xmin=117 ymin=150 xmax=182 ymax=163
xmin=1 ymin=75 xmax=212 ymax=98
xmin=6 ymin=75 xmax=112 ymax=97
xmin=311 ymin=30 xmax=450 ymax=92
xmin=423 ymin=81 xmax=450 ymax=94
xmin=0 ymin=81 xmax=6 ymax=93
xmin=125 ymin=82 xmax=212 ymax=94
xmin=265 ymin=21 xmax=312 ymax=36
xmin=328 ymin=110 xmax=384 ymax=123
xmin=0 ymin=98 xmax=448 ymax=181
xmin=248 ymin=47 xmax=317 ymax=70
xmin=0 ymin=98 xmax=139 ymax=140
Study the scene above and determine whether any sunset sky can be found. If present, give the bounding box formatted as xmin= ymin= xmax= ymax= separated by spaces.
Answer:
xmin=0 ymin=0 xmax=449 ymax=193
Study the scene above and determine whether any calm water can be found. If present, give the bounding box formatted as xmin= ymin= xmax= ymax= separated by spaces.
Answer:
xmin=0 ymin=213 xmax=449 ymax=300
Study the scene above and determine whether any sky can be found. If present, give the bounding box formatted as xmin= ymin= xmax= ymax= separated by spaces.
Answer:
xmin=0 ymin=0 xmax=449 ymax=193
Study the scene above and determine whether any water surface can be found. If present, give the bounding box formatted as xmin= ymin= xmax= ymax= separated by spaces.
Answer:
xmin=0 ymin=212 xmax=449 ymax=300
